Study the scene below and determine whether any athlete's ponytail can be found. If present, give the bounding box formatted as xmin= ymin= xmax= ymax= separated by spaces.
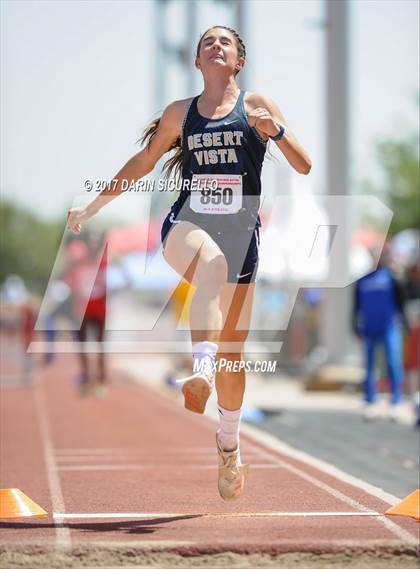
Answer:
xmin=139 ymin=116 xmax=183 ymax=180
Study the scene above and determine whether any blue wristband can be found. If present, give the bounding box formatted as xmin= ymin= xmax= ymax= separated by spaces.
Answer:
xmin=269 ymin=124 xmax=285 ymax=141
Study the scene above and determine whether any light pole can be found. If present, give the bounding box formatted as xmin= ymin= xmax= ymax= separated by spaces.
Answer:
xmin=321 ymin=0 xmax=351 ymax=364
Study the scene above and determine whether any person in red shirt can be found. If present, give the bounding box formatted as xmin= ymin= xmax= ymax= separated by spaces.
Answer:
xmin=65 ymin=232 xmax=108 ymax=396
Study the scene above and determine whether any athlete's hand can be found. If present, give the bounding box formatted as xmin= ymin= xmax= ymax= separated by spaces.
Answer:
xmin=247 ymin=107 xmax=280 ymax=137
xmin=67 ymin=205 xmax=94 ymax=234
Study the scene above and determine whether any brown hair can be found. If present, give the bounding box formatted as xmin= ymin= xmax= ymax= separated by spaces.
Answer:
xmin=139 ymin=115 xmax=183 ymax=180
xmin=139 ymin=27 xmax=279 ymax=180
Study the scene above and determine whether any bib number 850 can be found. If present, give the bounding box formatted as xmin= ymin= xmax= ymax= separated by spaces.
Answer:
xmin=200 ymin=187 xmax=233 ymax=206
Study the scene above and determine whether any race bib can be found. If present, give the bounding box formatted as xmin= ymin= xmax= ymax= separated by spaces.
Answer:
xmin=190 ymin=174 xmax=242 ymax=214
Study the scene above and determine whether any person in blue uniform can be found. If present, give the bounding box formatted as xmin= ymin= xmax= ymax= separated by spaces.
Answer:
xmin=352 ymin=247 xmax=409 ymax=421
xmin=67 ymin=26 xmax=311 ymax=500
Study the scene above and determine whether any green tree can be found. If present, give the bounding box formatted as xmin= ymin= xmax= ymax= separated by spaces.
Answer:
xmin=374 ymin=133 xmax=420 ymax=235
xmin=0 ymin=200 xmax=63 ymax=293
xmin=359 ymin=92 xmax=419 ymax=236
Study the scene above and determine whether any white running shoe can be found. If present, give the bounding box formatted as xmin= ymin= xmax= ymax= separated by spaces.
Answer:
xmin=216 ymin=430 xmax=249 ymax=501
xmin=363 ymin=402 xmax=381 ymax=421
xmin=388 ymin=404 xmax=407 ymax=424
xmin=176 ymin=358 xmax=215 ymax=414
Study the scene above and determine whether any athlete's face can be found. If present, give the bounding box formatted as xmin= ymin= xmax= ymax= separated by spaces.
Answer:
xmin=195 ymin=28 xmax=244 ymax=76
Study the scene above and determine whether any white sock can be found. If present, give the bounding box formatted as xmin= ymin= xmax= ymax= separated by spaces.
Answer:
xmin=218 ymin=403 xmax=242 ymax=451
xmin=192 ymin=341 xmax=218 ymax=374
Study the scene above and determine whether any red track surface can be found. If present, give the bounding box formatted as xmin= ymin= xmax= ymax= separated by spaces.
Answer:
xmin=0 ymin=353 xmax=418 ymax=554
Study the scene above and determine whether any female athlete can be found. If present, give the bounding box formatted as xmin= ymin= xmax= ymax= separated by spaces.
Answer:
xmin=67 ymin=25 xmax=311 ymax=501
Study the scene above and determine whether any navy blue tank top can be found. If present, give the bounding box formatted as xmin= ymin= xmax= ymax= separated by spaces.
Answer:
xmin=169 ymin=89 xmax=267 ymax=233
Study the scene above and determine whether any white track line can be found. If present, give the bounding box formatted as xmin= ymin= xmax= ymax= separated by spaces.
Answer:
xmin=54 ymin=447 xmax=226 ymax=454
xmin=134 ymin=381 xmax=403 ymax=505
xmin=55 ymin=463 xmax=281 ymax=472
xmin=152 ymin=386 xmax=417 ymax=544
xmin=53 ymin=511 xmax=383 ymax=520
xmin=47 ymin=375 xmax=416 ymax=545
xmin=241 ymin=440 xmax=417 ymax=544
xmin=34 ymin=378 xmax=71 ymax=550
xmin=240 ymin=422 xmax=402 ymax=506
xmin=55 ymin=456 xmax=266 ymax=463
xmin=54 ymin=451 xmax=266 ymax=462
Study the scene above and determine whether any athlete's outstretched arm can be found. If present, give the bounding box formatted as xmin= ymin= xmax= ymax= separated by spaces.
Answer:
xmin=67 ymin=101 xmax=183 ymax=234
xmin=247 ymin=92 xmax=312 ymax=175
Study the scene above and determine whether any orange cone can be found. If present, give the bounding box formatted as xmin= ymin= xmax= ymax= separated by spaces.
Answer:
xmin=0 ymin=488 xmax=48 ymax=519
xmin=385 ymin=489 xmax=420 ymax=521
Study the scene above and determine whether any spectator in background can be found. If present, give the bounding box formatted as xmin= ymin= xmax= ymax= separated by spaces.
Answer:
xmin=404 ymin=261 xmax=420 ymax=427
xmin=352 ymin=245 xmax=409 ymax=422
xmin=0 ymin=275 xmax=37 ymax=386
xmin=405 ymin=261 xmax=420 ymax=301
xmin=43 ymin=242 xmax=86 ymax=365
xmin=64 ymin=231 xmax=108 ymax=397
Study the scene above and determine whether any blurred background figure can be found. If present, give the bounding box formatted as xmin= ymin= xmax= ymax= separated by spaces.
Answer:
xmin=42 ymin=239 xmax=87 ymax=365
xmin=352 ymin=244 xmax=410 ymax=422
xmin=0 ymin=275 xmax=37 ymax=387
xmin=164 ymin=278 xmax=196 ymax=390
xmin=64 ymin=231 xmax=108 ymax=397
xmin=403 ymin=260 xmax=420 ymax=427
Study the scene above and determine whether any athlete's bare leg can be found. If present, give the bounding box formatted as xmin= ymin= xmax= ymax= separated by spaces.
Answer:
xmin=163 ymin=222 xmax=255 ymax=417
xmin=163 ymin=221 xmax=228 ymax=342
xmin=217 ymin=283 xmax=255 ymax=410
